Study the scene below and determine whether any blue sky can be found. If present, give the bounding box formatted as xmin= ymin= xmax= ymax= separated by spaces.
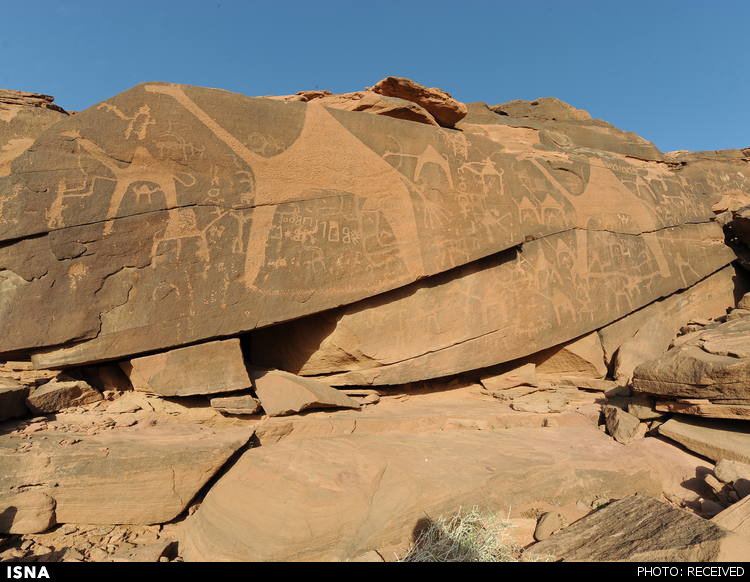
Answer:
xmin=2 ymin=0 xmax=747 ymax=152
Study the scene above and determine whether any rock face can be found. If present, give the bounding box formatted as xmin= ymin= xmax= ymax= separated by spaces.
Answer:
xmin=0 ymin=423 xmax=252 ymax=525
xmin=527 ymin=495 xmax=746 ymax=562
xmin=179 ymin=426 xmax=669 ymax=561
xmin=0 ymin=82 xmax=732 ymax=380
xmin=369 ymin=77 xmax=467 ymax=127
xmin=251 ymin=369 xmax=360 ymax=417
xmin=252 ymin=224 xmax=731 ymax=385
xmin=25 ymin=380 xmax=101 ymax=414
xmin=121 ymin=339 xmax=252 ymax=397
xmin=316 ymin=91 xmax=439 ymax=126
xmin=658 ymin=417 xmax=750 ymax=464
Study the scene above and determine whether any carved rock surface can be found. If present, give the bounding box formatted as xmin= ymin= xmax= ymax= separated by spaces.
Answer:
xmin=598 ymin=265 xmax=741 ymax=369
xmin=179 ymin=426 xmax=669 ymax=561
xmin=0 ymin=423 xmax=251 ymax=525
xmin=0 ymin=82 xmax=729 ymax=373
xmin=252 ymin=224 xmax=732 ymax=385
xmin=121 ymin=339 xmax=252 ymax=397
xmin=527 ymin=494 xmax=745 ymax=562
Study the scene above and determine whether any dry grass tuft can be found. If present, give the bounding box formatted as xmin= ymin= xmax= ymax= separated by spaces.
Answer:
xmin=400 ymin=507 xmax=521 ymax=562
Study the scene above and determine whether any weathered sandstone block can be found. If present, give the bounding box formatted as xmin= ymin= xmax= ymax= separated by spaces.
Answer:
xmin=26 ymin=379 xmax=101 ymax=414
xmin=0 ymin=491 xmax=56 ymax=534
xmin=120 ymin=339 xmax=251 ymax=397
xmin=251 ymin=369 xmax=359 ymax=417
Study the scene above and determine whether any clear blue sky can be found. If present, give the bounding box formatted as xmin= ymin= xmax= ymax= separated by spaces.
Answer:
xmin=2 ymin=0 xmax=747 ymax=152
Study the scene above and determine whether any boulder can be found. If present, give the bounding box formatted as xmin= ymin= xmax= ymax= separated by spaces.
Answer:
xmin=179 ymin=426 xmax=672 ymax=561
xmin=121 ymin=339 xmax=252 ymax=397
xmin=209 ymin=393 xmax=261 ymax=415
xmin=251 ymin=369 xmax=359 ymax=417
xmin=0 ymin=378 xmax=28 ymax=421
xmin=633 ymin=318 xmax=750 ymax=400
xmin=315 ymin=91 xmax=438 ymax=126
xmin=658 ymin=417 xmax=750 ymax=464
xmin=252 ymin=224 xmax=731 ymax=386
xmin=0 ymin=423 xmax=252 ymax=525
xmin=603 ymin=405 xmax=646 ymax=445
xmin=0 ymin=491 xmax=56 ymax=534
xmin=26 ymin=380 xmax=102 ymax=414
xmin=526 ymin=494 xmax=746 ymax=562
xmin=369 ymin=76 xmax=466 ymax=127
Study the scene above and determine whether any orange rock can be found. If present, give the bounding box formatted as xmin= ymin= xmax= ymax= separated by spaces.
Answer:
xmin=369 ymin=76 xmax=467 ymax=127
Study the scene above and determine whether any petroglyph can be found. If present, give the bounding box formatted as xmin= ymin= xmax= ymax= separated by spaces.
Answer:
xmin=251 ymin=222 xmax=733 ymax=385
xmin=0 ymin=83 xmax=730 ymax=367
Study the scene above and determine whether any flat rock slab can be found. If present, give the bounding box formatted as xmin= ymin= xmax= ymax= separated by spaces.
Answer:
xmin=0 ymin=423 xmax=252 ymax=525
xmin=121 ymin=339 xmax=251 ymax=397
xmin=251 ymin=369 xmax=359 ymax=417
xmin=179 ymin=426 xmax=678 ymax=561
xmin=26 ymin=380 xmax=101 ymax=414
xmin=252 ymin=224 xmax=731 ymax=386
xmin=527 ymin=494 xmax=745 ymax=562
xmin=659 ymin=416 xmax=750 ymax=464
